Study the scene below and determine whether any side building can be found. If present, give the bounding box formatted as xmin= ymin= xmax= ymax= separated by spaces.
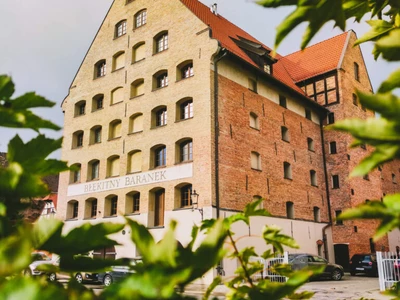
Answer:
xmin=57 ymin=0 xmax=400 ymax=280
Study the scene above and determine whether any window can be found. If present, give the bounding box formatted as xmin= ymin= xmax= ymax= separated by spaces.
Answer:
xmin=180 ymin=184 xmax=192 ymax=208
xmin=129 ymin=113 xmax=143 ymax=133
xmin=109 ymin=119 xmax=122 ymax=139
xmin=105 ymin=195 xmax=118 ymax=217
xmin=72 ymin=131 xmax=84 ymax=148
xmin=310 ymin=170 xmax=317 ymax=186
xmin=354 ymin=62 xmax=359 ymax=81
xmin=250 ymin=112 xmax=259 ymax=129
xmin=305 ymin=109 xmax=312 ymax=120
xmin=90 ymin=125 xmax=102 ymax=144
xmin=94 ymin=59 xmax=106 ymax=78
xmin=91 ymin=199 xmax=97 ymax=218
xmin=111 ymin=87 xmax=124 ymax=105
xmin=177 ymin=61 xmax=194 ymax=80
xmin=132 ymin=42 xmax=145 ymax=62
xmin=327 ymin=113 xmax=335 ymax=124
xmin=332 ymin=175 xmax=340 ymax=189
xmin=75 ymin=100 xmax=86 ymax=117
xmin=126 ymin=192 xmax=140 ymax=214
xmin=281 ymin=126 xmax=289 ymax=142
xmin=178 ymin=139 xmax=193 ymax=162
xmin=329 ymin=141 xmax=337 ymax=154
xmin=248 ymin=78 xmax=257 ymax=92
xmin=264 ymin=64 xmax=271 ymax=74
xmin=127 ymin=150 xmax=142 ymax=173
xmin=67 ymin=200 xmax=79 ymax=219
xmin=251 ymin=151 xmax=261 ymax=170
xmin=178 ymin=99 xmax=193 ymax=120
xmin=153 ymin=106 xmax=167 ymax=127
xmin=153 ymin=145 xmax=166 ymax=168
xmin=112 ymin=52 xmax=125 ymax=71
xmin=335 ymin=210 xmax=343 ymax=225
xmin=92 ymin=94 xmax=104 ymax=111
xmin=313 ymin=207 xmax=320 ymax=222
xmin=286 ymin=201 xmax=294 ymax=219
xmin=154 ymin=71 xmax=168 ymax=89
xmin=130 ymin=79 xmax=144 ymax=98
xmin=70 ymin=163 xmax=81 ymax=184
xmin=393 ymin=173 xmax=397 ymax=184
xmin=352 ymin=93 xmax=358 ymax=106
xmin=283 ymin=162 xmax=292 ymax=179
xmin=84 ymin=198 xmax=97 ymax=219
xmin=307 ymin=138 xmax=314 ymax=151
xmin=88 ymin=159 xmax=100 ymax=180
xmin=135 ymin=10 xmax=147 ymax=28
xmin=107 ymin=155 xmax=120 ymax=177
xmin=279 ymin=95 xmax=287 ymax=108
xmin=115 ymin=20 xmax=127 ymax=38
xmin=154 ymin=32 xmax=168 ymax=53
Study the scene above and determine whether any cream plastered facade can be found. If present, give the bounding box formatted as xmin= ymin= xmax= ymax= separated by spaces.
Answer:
xmin=58 ymin=0 xmax=332 ymax=283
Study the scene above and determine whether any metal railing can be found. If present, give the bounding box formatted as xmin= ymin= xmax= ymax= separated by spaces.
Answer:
xmin=376 ymin=251 xmax=400 ymax=291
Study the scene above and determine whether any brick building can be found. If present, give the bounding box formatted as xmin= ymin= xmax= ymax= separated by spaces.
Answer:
xmin=57 ymin=0 xmax=400 ymax=279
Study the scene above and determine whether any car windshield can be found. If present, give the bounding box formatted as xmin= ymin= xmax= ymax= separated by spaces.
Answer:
xmin=32 ymin=252 xmax=51 ymax=261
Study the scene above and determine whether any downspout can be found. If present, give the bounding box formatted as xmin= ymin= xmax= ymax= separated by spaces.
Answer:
xmin=320 ymin=117 xmax=333 ymax=261
xmin=213 ymin=46 xmax=227 ymax=219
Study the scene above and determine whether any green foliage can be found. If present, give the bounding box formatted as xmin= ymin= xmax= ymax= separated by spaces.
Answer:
xmin=255 ymin=0 xmax=400 ymax=243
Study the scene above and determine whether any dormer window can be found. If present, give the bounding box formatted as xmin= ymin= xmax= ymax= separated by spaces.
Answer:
xmin=264 ymin=64 xmax=271 ymax=74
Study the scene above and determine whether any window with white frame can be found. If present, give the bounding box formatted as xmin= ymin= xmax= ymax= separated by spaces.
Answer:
xmin=154 ymin=31 xmax=168 ymax=53
xmin=251 ymin=151 xmax=261 ymax=170
xmin=115 ymin=20 xmax=127 ymax=38
xmin=135 ymin=10 xmax=147 ymax=28
xmin=94 ymin=60 xmax=106 ymax=78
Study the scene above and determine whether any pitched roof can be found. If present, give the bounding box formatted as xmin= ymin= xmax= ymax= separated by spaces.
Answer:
xmin=281 ymin=32 xmax=349 ymax=83
xmin=180 ymin=0 xmax=305 ymax=95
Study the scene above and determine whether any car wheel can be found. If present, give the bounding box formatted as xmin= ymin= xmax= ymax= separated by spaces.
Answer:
xmin=75 ymin=273 xmax=83 ymax=284
xmin=48 ymin=273 xmax=57 ymax=282
xmin=103 ymin=274 xmax=113 ymax=286
xmin=332 ymin=269 xmax=342 ymax=281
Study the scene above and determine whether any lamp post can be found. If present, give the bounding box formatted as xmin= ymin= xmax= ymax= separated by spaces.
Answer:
xmin=191 ymin=189 xmax=203 ymax=220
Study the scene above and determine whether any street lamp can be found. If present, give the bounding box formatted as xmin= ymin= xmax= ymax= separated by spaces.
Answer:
xmin=191 ymin=189 xmax=203 ymax=220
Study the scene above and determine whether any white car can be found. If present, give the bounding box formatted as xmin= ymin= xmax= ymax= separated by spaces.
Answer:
xmin=24 ymin=252 xmax=57 ymax=281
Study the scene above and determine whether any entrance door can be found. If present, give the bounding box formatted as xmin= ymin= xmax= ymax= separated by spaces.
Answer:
xmin=334 ymin=244 xmax=350 ymax=271
xmin=154 ymin=189 xmax=165 ymax=226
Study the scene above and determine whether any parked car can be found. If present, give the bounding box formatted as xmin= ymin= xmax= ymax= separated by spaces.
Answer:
xmin=52 ymin=257 xmax=100 ymax=284
xmin=288 ymin=253 xmax=344 ymax=281
xmin=24 ymin=252 xmax=57 ymax=281
xmin=98 ymin=259 xmax=140 ymax=286
xmin=349 ymin=254 xmax=378 ymax=277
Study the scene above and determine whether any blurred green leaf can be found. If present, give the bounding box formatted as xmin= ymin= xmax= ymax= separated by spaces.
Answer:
xmin=355 ymin=19 xmax=393 ymax=45
xmin=127 ymin=218 xmax=155 ymax=262
xmin=244 ymin=198 xmax=271 ymax=218
xmin=0 ymin=75 xmax=15 ymax=101
xmin=378 ymin=69 xmax=400 ymax=93
xmin=203 ymin=276 xmax=222 ymax=300
xmin=376 ymin=29 xmax=400 ymax=61
xmin=0 ymin=234 xmax=32 ymax=277
xmin=263 ymin=225 xmax=299 ymax=253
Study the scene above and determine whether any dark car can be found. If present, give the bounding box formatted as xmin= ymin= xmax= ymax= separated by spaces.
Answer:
xmin=98 ymin=259 xmax=140 ymax=286
xmin=289 ymin=253 xmax=344 ymax=281
xmin=349 ymin=254 xmax=378 ymax=277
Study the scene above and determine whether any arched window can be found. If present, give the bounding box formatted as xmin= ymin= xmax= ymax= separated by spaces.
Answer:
xmin=84 ymin=198 xmax=97 ymax=219
xmin=105 ymin=195 xmax=118 ymax=217
xmin=310 ymin=170 xmax=317 ymax=186
xmin=283 ymin=162 xmax=292 ymax=179
xmin=130 ymin=79 xmax=144 ymax=98
xmin=94 ymin=59 xmax=106 ymax=78
xmin=111 ymin=87 xmax=124 ymax=105
xmin=281 ymin=126 xmax=289 ymax=142
xmin=72 ymin=130 xmax=84 ymax=149
xmin=107 ymin=155 xmax=120 ymax=177
xmin=286 ymin=201 xmax=294 ymax=219
xmin=176 ymin=98 xmax=193 ymax=121
xmin=129 ymin=113 xmax=143 ymax=133
xmin=152 ymin=106 xmax=167 ymax=127
xmin=126 ymin=191 xmax=140 ymax=214
xmin=70 ymin=163 xmax=81 ymax=184
xmin=67 ymin=200 xmax=79 ymax=219
xmin=74 ymin=100 xmax=86 ymax=117
xmin=134 ymin=9 xmax=147 ymax=28
xmin=115 ymin=20 xmax=127 ymax=38
xmin=176 ymin=138 xmax=193 ymax=163
xmin=132 ymin=42 xmax=145 ymax=62
xmin=154 ymin=31 xmax=168 ymax=53
xmin=92 ymin=94 xmax=104 ymax=111
xmin=175 ymin=183 xmax=192 ymax=208
xmin=152 ymin=145 xmax=166 ymax=168
xmin=314 ymin=207 xmax=320 ymax=222
xmin=127 ymin=150 xmax=142 ymax=173
xmin=307 ymin=138 xmax=314 ymax=151
xmin=90 ymin=125 xmax=102 ymax=144
xmin=250 ymin=112 xmax=259 ymax=129
xmin=251 ymin=151 xmax=261 ymax=170
xmin=354 ymin=62 xmax=359 ymax=81
xmin=88 ymin=159 xmax=100 ymax=180
xmin=177 ymin=60 xmax=194 ymax=80
xmin=112 ymin=51 xmax=125 ymax=71
xmin=109 ymin=119 xmax=122 ymax=139
xmin=153 ymin=70 xmax=168 ymax=89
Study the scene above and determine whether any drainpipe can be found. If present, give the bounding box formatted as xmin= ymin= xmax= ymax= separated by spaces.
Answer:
xmin=320 ymin=117 xmax=333 ymax=261
xmin=213 ymin=45 xmax=227 ymax=219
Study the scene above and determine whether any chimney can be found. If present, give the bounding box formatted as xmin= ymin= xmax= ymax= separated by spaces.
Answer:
xmin=211 ymin=3 xmax=217 ymax=15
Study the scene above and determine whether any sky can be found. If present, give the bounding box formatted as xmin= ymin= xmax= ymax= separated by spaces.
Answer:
xmin=0 ymin=0 xmax=396 ymax=157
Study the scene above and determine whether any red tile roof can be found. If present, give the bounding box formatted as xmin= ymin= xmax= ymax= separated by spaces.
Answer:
xmin=282 ymin=32 xmax=349 ymax=82
xmin=180 ymin=0 xmax=305 ymax=95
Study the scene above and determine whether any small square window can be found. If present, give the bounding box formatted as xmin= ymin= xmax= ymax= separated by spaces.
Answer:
xmin=248 ymin=78 xmax=257 ymax=92
xmin=305 ymin=109 xmax=312 ymax=120
xmin=329 ymin=141 xmax=337 ymax=154
xmin=281 ymin=126 xmax=289 ymax=142
xmin=327 ymin=113 xmax=335 ymax=124
xmin=279 ymin=95 xmax=287 ymax=108
xmin=332 ymin=175 xmax=340 ymax=189
xmin=307 ymin=138 xmax=314 ymax=151
xmin=335 ymin=210 xmax=343 ymax=225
